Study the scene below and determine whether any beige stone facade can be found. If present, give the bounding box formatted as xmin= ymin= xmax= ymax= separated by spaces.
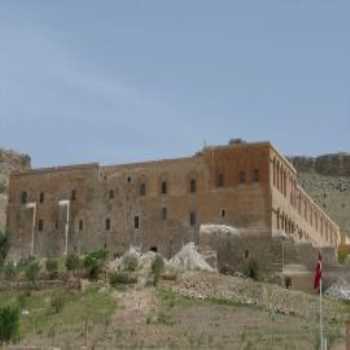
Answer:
xmin=6 ymin=141 xmax=341 ymax=260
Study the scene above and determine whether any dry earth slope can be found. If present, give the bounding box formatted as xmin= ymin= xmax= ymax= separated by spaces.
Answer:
xmin=0 ymin=148 xmax=31 ymax=230
xmin=289 ymin=153 xmax=350 ymax=240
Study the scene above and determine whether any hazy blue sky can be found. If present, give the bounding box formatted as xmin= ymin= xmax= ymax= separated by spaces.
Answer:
xmin=1 ymin=1 xmax=349 ymax=167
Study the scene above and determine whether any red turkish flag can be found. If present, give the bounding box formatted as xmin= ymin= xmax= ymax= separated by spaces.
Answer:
xmin=314 ymin=252 xmax=322 ymax=290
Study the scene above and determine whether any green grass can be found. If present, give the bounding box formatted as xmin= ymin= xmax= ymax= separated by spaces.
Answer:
xmin=0 ymin=285 xmax=117 ymax=339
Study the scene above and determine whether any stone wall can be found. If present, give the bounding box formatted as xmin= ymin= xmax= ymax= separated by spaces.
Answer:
xmin=0 ymin=149 xmax=31 ymax=230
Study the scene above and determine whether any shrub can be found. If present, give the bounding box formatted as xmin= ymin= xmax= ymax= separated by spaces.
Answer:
xmin=16 ymin=294 xmax=27 ymax=310
xmin=83 ymin=249 xmax=108 ymax=280
xmin=123 ymin=254 xmax=138 ymax=272
xmin=0 ymin=305 xmax=20 ymax=345
xmin=65 ymin=254 xmax=81 ymax=272
xmin=151 ymin=255 xmax=165 ymax=286
xmin=109 ymin=272 xmax=137 ymax=286
xmin=0 ymin=231 xmax=10 ymax=266
xmin=25 ymin=260 xmax=40 ymax=286
xmin=338 ymin=250 xmax=348 ymax=264
xmin=50 ymin=293 xmax=65 ymax=314
xmin=242 ymin=258 xmax=259 ymax=280
xmin=3 ymin=262 xmax=17 ymax=281
xmin=46 ymin=258 xmax=59 ymax=279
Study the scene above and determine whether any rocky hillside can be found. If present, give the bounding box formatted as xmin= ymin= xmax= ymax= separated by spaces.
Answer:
xmin=289 ymin=153 xmax=350 ymax=240
xmin=0 ymin=149 xmax=31 ymax=230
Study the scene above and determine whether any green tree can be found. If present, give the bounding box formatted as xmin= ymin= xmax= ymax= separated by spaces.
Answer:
xmin=65 ymin=254 xmax=81 ymax=272
xmin=0 ymin=230 xmax=10 ymax=266
xmin=0 ymin=305 xmax=20 ymax=345
xmin=83 ymin=249 xmax=108 ymax=280
xmin=25 ymin=260 xmax=40 ymax=287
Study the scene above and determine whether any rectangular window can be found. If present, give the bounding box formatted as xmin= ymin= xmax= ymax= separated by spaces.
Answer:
xmin=71 ymin=190 xmax=76 ymax=201
xmin=105 ymin=218 xmax=111 ymax=231
xmin=221 ymin=209 xmax=226 ymax=218
xmin=253 ymin=169 xmax=260 ymax=182
xmin=161 ymin=181 xmax=167 ymax=194
xmin=162 ymin=207 xmax=167 ymax=221
xmin=39 ymin=192 xmax=45 ymax=203
xmin=109 ymin=190 xmax=114 ymax=199
xmin=134 ymin=216 xmax=139 ymax=229
xmin=140 ymin=183 xmax=146 ymax=196
xmin=190 ymin=211 xmax=196 ymax=226
xmin=216 ymin=173 xmax=224 ymax=187
xmin=21 ymin=191 xmax=28 ymax=204
xmin=239 ymin=171 xmax=246 ymax=184
xmin=38 ymin=219 xmax=44 ymax=232
xmin=79 ymin=220 xmax=84 ymax=231
xmin=190 ymin=179 xmax=196 ymax=193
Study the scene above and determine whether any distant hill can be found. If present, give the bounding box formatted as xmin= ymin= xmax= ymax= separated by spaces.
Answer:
xmin=0 ymin=149 xmax=31 ymax=230
xmin=289 ymin=153 xmax=350 ymax=240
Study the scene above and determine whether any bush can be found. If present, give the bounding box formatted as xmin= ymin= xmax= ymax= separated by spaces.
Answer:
xmin=0 ymin=231 xmax=10 ymax=266
xmin=25 ymin=260 xmax=40 ymax=286
xmin=50 ymin=293 xmax=65 ymax=314
xmin=0 ymin=305 xmax=20 ymax=345
xmin=109 ymin=272 xmax=137 ymax=286
xmin=151 ymin=255 xmax=165 ymax=286
xmin=123 ymin=254 xmax=138 ymax=272
xmin=83 ymin=249 xmax=108 ymax=280
xmin=46 ymin=258 xmax=59 ymax=279
xmin=338 ymin=250 xmax=348 ymax=264
xmin=65 ymin=254 xmax=81 ymax=272
xmin=242 ymin=258 xmax=259 ymax=280
xmin=3 ymin=262 xmax=17 ymax=281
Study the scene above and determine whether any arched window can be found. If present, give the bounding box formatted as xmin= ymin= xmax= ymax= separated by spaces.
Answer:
xmin=161 ymin=181 xmax=168 ymax=194
xmin=39 ymin=192 xmax=45 ymax=203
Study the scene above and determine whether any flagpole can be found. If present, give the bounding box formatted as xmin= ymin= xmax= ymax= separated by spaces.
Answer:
xmin=320 ymin=270 xmax=323 ymax=350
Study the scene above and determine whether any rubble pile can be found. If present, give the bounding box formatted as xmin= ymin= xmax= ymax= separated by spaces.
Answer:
xmin=168 ymin=243 xmax=215 ymax=272
xmin=325 ymin=278 xmax=350 ymax=301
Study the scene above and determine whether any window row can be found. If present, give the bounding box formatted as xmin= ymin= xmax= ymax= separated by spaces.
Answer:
xmin=20 ymin=190 xmax=77 ymax=205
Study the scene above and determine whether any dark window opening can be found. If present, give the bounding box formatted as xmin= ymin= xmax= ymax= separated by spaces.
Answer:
xmin=105 ymin=218 xmax=111 ymax=231
xmin=134 ymin=216 xmax=139 ymax=229
xmin=21 ymin=191 xmax=28 ymax=205
xmin=217 ymin=173 xmax=224 ymax=187
xmin=150 ymin=246 xmax=158 ymax=253
xmin=244 ymin=250 xmax=250 ymax=259
xmin=253 ymin=169 xmax=260 ymax=182
xmin=190 ymin=211 xmax=196 ymax=226
xmin=71 ymin=190 xmax=76 ymax=201
xmin=140 ymin=183 xmax=146 ymax=196
xmin=55 ymin=220 xmax=59 ymax=229
xmin=109 ymin=190 xmax=114 ymax=199
xmin=221 ymin=209 xmax=226 ymax=218
xmin=162 ymin=207 xmax=167 ymax=221
xmin=39 ymin=192 xmax=45 ymax=203
xmin=161 ymin=181 xmax=168 ymax=194
xmin=79 ymin=220 xmax=84 ymax=231
xmin=127 ymin=176 xmax=132 ymax=183
xmin=190 ymin=179 xmax=197 ymax=193
xmin=38 ymin=219 xmax=44 ymax=232
xmin=239 ymin=171 xmax=246 ymax=184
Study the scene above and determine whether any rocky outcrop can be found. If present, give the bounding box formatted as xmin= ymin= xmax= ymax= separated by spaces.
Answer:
xmin=289 ymin=153 xmax=350 ymax=177
xmin=289 ymin=153 xmax=350 ymax=239
xmin=0 ymin=149 xmax=31 ymax=229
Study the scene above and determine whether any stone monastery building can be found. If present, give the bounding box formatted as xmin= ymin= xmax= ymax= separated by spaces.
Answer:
xmin=7 ymin=140 xmax=340 ymax=259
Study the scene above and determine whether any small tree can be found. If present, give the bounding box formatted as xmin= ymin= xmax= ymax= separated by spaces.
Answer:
xmin=0 ymin=305 xmax=20 ymax=345
xmin=83 ymin=249 xmax=108 ymax=280
xmin=46 ymin=258 xmax=59 ymax=279
xmin=65 ymin=253 xmax=81 ymax=273
xmin=25 ymin=260 xmax=40 ymax=287
xmin=3 ymin=262 xmax=17 ymax=281
xmin=151 ymin=255 xmax=165 ymax=286
xmin=0 ymin=230 xmax=10 ymax=266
